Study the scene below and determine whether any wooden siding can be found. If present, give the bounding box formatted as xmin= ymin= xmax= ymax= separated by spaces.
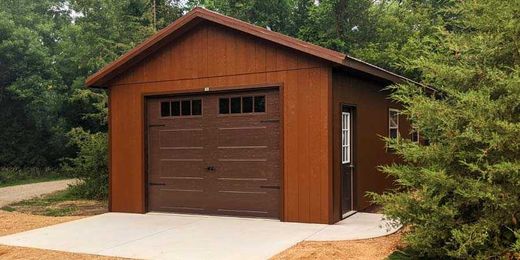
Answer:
xmin=108 ymin=22 xmax=332 ymax=224
xmin=112 ymin=23 xmax=323 ymax=86
xmin=331 ymin=71 xmax=411 ymax=222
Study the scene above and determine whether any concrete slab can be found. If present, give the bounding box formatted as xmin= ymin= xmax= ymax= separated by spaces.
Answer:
xmin=0 ymin=213 xmax=200 ymax=254
xmin=99 ymin=214 xmax=325 ymax=260
xmin=0 ymin=212 xmax=400 ymax=259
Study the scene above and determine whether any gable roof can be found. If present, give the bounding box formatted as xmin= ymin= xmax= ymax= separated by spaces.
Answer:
xmin=85 ymin=7 xmax=415 ymax=88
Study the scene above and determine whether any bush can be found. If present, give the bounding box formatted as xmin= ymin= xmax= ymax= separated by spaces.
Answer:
xmin=371 ymin=1 xmax=520 ymax=258
xmin=62 ymin=128 xmax=108 ymax=200
xmin=0 ymin=167 xmax=65 ymax=187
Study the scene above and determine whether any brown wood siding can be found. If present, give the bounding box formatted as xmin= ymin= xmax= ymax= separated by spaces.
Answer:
xmin=331 ymin=71 xmax=411 ymax=223
xmin=112 ymin=23 xmax=322 ymax=86
xmin=108 ymin=22 xmax=332 ymax=224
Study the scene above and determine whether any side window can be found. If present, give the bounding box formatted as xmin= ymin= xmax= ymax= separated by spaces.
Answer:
xmin=389 ymin=109 xmax=399 ymax=139
xmin=160 ymin=99 xmax=202 ymax=117
xmin=219 ymin=95 xmax=266 ymax=115
xmin=411 ymin=127 xmax=420 ymax=143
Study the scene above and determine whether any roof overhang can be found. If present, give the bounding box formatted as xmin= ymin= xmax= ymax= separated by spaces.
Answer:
xmin=85 ymin=7 xmax=420 ymax=88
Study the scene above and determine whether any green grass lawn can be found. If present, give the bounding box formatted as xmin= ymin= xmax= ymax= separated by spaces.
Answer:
xmin=1 ymin=189 xmax=107 ymax=217
xmin=0 ymin=167 xmax=68 ymax=188
xmin=387 ymin=251 xmax=412 ymax=260
xmin=0 ymin=176 xmax=68 ymax=188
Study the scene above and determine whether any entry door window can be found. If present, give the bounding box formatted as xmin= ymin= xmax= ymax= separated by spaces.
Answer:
xmin=342 ymin=112 xmax=351 ymax=164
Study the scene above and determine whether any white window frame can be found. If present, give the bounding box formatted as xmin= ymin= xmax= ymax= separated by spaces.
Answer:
xmin=342 ymin=112 xmax=351 ymax=164
xmin=389 ymin=109 xmax=400 ymax=139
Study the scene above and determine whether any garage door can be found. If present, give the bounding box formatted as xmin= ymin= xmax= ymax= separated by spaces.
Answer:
xmin=146 ymin=88 xmax=280 ymax=218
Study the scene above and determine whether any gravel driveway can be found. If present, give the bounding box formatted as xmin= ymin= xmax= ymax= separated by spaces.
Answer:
xmin=0 ymin=179 xmax=78 ymax=207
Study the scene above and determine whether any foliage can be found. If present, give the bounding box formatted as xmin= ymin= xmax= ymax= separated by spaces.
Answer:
xmin=187 ymin=0 xmax=296 ymax=35
xmin=352 ymin=0 xmax=453 ymax=77
xmin=0 ymin=0 xmax=181 ymax=169
xmin=0 ymin=0 xmax=71 ymax=167
xmin=371 ymin=0 xmax=520 ymax=258
xmin=62 ymin=128 xmax=108 ymax=200
xmin=0 ymin=0 xmax=181 ymax=199
xmin=297 ymin=0 xmax=376 ymax=53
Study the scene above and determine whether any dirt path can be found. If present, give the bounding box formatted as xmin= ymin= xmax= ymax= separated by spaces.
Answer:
xmin=0 ymin=179 xmax=78 ymax=207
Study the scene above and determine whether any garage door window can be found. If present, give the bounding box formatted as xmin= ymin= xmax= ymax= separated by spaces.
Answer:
xmin=161 ymin=101 xmax=171 ymax=117
xmin=161 ymin=99 xmax=202 ymax=117
xmin=254 ymin=96 xmax=266 ymax=113
xmin=242 ymin=96 xmax=253 ymax=113
xmin=231 ymin=97 xmax=241 ymax=114
xmin=219 ymin=96 xmax=266 ymax=114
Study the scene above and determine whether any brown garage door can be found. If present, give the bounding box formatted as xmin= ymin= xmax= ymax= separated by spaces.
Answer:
xmin=146 ymin=88 xmax=280 ymax=218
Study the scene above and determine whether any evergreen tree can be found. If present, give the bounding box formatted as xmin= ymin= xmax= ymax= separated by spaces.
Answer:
xmin=352 ymin=0 xmax=454 ymax=78
xmin=372 ymin=0 xmax=520 ymax=258
xmin=297 ymin=0 xmax=376 ymax=53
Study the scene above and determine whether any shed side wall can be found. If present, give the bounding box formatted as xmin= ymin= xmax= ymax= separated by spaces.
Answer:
xmin=331 ymin=71 xmax=411 ymax=222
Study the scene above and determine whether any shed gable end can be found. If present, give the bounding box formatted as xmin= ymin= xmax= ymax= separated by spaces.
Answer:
xmin=110 ymin=22 xmax=326 ymax=86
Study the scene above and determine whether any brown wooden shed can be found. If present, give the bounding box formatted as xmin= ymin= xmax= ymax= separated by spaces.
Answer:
xmin=86 ymin=7 xmax=418 ymax=224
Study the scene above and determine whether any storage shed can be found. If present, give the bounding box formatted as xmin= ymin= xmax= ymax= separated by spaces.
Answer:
xmin=86 ymin=7 xmax=418 ymax=224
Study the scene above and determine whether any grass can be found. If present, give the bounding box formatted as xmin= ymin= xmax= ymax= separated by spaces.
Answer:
xmin=1 ymin=206 xmax=16 ymax=212
xmin=0 ymin=176 xmax=68 ymax=188
xmin=0 ymin=167 xmax=68 ymax=188
xmin=387 ymin=251 xmax=412 ymax=260
xmin=1 ymin=189 xmax=107 ymax=217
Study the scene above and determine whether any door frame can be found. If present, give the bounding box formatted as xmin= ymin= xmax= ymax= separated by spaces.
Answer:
xmin=339 ymin=103 xmax=357 ymax=218
xmin=141 ymin=83 xmax=285 ymax=220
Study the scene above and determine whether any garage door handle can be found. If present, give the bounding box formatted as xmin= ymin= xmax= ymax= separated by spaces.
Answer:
xmin=260 ymin=119 xmax=279 ymax=123
xmin=149 ymin=182 xmax=166 ymax=186
xmin=148 ymin=124 xmax=166 ymax=127
xmin=260 ymin=185 xmax=280 ymax=189
xmin=206 ymin=166 xmax=216 ymax=171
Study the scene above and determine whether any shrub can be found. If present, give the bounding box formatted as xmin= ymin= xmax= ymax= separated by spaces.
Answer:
xmin=62 ymin=128 xmax=108 ymax=200
xmin=371 ymin=1 xmax=520 ymax=258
